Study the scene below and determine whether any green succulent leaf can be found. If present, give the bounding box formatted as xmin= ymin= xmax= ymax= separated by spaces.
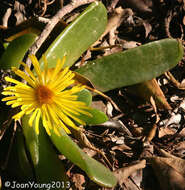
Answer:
xmin=76 ymin=38 xmax=184 ymax=92
xmin=76 ymin=89 xmax=108 ymax=125
xmin=79 ymin=108 xmax=108 ymax=125
xmin=50 ymin=127 xmax=117 ymax=188
xmin=0 ymin=33 xmax=37 ymax=69
xmin=76 ymin=89 xmax=92 ymax=106
xmin=41 ymin=1 xmax=107 ymax=68
xmin=14 ymin=127 xmax=34 ymax=179
xmin=22 ymin=115 xmax=67 ymax=186
xmin=3 ymin=125 xmax=34 ymax=181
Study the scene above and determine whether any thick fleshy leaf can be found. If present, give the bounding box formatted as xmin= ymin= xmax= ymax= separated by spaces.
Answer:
xmin=41 ymin=1 xmax=107 ymax=68
xmin=50 ymin=127 xmax=117 ymax=188
xmin=0 ymin=33 xmax=37 ymax=69
xmin=22 ymin=115 xmax=67 ymax=185
xmin=22 ymin=116 xmax=39 ymax=166
xmin=76 ymin=89 xmax=92 ymax=106
xmin=76 ymin=39 xmax=184 ymax=92
xmin=14 ymin=127 xmax=34 ymax=180
xmin=79 ymin=108 xmax=108 ymax=125
xmin=3 ymin=125 xmax=34 ymax=181
xmin=76 ymin=89 xmax=108 ymax=124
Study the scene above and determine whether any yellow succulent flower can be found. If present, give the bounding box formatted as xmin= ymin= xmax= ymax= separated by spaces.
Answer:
xmin=2 ymin=55 xmax=91 ymax=136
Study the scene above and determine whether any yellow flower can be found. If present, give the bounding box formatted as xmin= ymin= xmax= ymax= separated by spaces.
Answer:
xmin=2 ymin=55 xmax=91 ymax=136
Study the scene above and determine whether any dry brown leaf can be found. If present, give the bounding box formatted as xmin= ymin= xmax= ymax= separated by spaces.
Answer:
xmin=120 ymin=177 xmax=141 ymax=190
xmin=72 ymin=129 xmax=113 ymax=169
xmin=160 ymin=157 xmax=185 ymax=178
xmin=121 ymin=40 xmax=140 ymax=49
xmin=83 ymin=147 xmax=97 ymax=157
xmin=98 ymin=120 xmax=133 ymax=136
xmin=158 ymin=126 xmax=175 ymax=138
xmin=91 ymin=101 xmax=106 ymax=114
xmin=144 ymin=124 xmax=157 ymax=142
xmin=72 ymin=128 xmax=97 ymax=150
xmin=113 ymin=160 xmax=146 ymax=185
xmin=158 ymin=148 xmax=178 ymax=159
xmin=150 ymin=96 xmax=160 ymax=123
xmin=130 ymin=169 xmax=143 ymax=188
xmin=156 ymin=149 xmax=185 ymax=178
xmin=92 ymin=7 xmax=133 ymax=47
xmin=71 ymin=173 xmax=85 ymax=190
xmin=127 ymin=78 xmax=172 ymax=110
xmin=143 ymin=20 xmax=152 ymax=37
xmin=124 ymin=0 xmax=152 ymax=13
xmin=150 ymin=157 xmax=185 ymax=190
xmin=74 ymin=71 xmax=94 ymax=89
xmin=112 ymin=144 xmax=132 ymax=152
xmin=172 ymin=141 xmax=185 ymax=157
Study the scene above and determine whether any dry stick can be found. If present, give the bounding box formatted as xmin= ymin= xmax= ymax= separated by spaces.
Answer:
xmin=0 ymin=107 xmax=19 ymax=141
xmin=27 ymin=0 xmax=96 ymax=67
xmin=0 ymin=118 xmax=13 ymax=141
xmin=107 ymin=0 xmax=120 ymax=12
xmin=164 ymin=10 xmax=173 ymax=38
xmin=60 ymin=0 xmax=64 ymax=8
xmin=165 ymin=71 xmax=185 ymax=89
xmin=47 ymin=0 xmax=56 ymax=5
xmin=40 ymin=0 xmax=48 ymax=17
xmin=85 ymin=85 xmax=122 ymax=112
xmin=40 ymin=0 xmax=56 ymax=17
xmin=2 ymin=8 xmax=12 ymax=27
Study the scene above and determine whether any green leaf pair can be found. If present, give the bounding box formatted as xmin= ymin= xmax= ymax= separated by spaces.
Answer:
xmin=77 ymin=38 xmax=183 ymax=92
xmin=0 ymin=33 xmax=37 ymax=69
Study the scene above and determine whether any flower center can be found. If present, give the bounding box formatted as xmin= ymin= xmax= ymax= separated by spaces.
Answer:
xmin=36 ymin=85 xmax=54 ymax=105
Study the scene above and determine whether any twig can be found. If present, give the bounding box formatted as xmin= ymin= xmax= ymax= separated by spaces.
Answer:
xmin=60 ymin=0 xmax=64 ymax=8
xmin=38 ymin=16 xmax=50 ymax=24
xmin=40 ymin=0 xmax=56 ymax=17
xmin=164 ymin=10 xmax=173 ymax=38
xmin=107 ymin=0 xmax=120 ymax=12
xmin=0 ymin=108 xmax=18 ymax=140
xmin=0 ymin=119 xmax=12 ymax=141
xmin=165 ymin=71 xmax=185 ymax=90
xmin=27 ymin=0 xmax=96 ymax=65
xmin=2 ymin=8 xmax=12 ymax=27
